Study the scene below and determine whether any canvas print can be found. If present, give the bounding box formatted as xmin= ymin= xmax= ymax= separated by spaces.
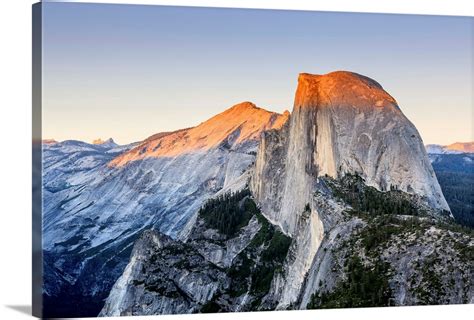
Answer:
xmin=32 ymin=2 xmax=474 ymax=318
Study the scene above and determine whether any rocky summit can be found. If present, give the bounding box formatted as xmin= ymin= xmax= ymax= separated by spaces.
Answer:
xmin=110 ymin=102 xmax=289 ymax=166
xmin=253 ymin=71 xmax=448 ymax=234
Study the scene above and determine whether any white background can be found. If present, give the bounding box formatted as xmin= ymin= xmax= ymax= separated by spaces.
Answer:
xmin=0 ymin=1 xmax=472 ymax=319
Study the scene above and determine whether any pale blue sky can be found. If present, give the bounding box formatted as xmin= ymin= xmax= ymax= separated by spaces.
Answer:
xmin=41 ymin=2 xmax=473 ymax=144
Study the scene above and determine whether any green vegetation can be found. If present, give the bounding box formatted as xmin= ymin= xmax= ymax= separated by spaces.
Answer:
xmin=199 ymin=189 xmax=257 ymax=238
xmin=307 ymin=213 xmax=398 ymax=309
xmin=356 ymin=215 xmax=426 ymax=255
xmin=248 ymin=211 xmax=292 ymax=296
xmin=199 ymin=190 xmax=293 ymax=305
xmin=226 ymin=205 xmax=292 ymax=303
xmin=308 ymin=173 xmax=474 ymax=309
xmin=250 ymin=227 xmax=292 ymax=296
xmin=261 ymin=230 xmax=293 ymax=263
xmin=307 ymin=256 xmax=392 ymax=308
xmin=326 ymin=172 xmax=420 ymax=217
xmin=411 ymin=253 xmax=446 ymax=305
xmin=248 ymin=210 xmax=272 ymax=247
xmin=307 ymin=173 xmax=418 ymax=309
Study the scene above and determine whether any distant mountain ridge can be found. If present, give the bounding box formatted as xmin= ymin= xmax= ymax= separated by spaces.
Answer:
xmin=92 ymin=137 xmax=118 ymax=148
xmin=110 ymin=102 xmax=289 ymax=166
xmin=426 ymin=142 xmax=474 ymax=154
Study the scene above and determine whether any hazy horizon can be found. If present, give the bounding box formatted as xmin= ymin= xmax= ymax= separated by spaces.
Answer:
xmin=42 ymin=3 xmax=473 ymax=145
xmin=43 ymin=99 xmax=474 ymax=147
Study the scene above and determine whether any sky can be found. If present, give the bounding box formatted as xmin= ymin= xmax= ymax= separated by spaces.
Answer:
xmin=41 ymin=2 xmax=473 ymax=145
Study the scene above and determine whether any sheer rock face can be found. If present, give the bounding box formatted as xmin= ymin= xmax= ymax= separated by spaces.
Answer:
xmin=251 ymin=71 xmax=451 ymax=308
xmin=252 ymin=71 xmax=449 ymax=234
